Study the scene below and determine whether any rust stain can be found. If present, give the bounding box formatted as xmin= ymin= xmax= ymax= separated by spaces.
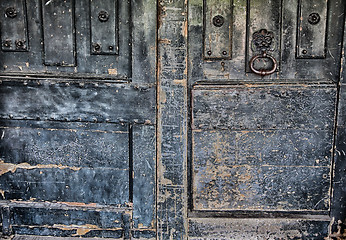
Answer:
xmin=0 ymin=160 xmax=81 ymax=176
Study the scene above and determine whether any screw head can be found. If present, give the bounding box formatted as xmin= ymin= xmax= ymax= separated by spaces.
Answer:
xmin=308 ymin=13 xmax=320 ymax=25
xmin=302 ymin=49 xmax=307 ymax=55
xmin=222 ymin=51 xmax=227 ymax=55
xmin=98 ymin=10 xmax=109 ymax=22
xmin=207 ymin=50 xmax=212 ymax=56
xmin=212 ymin=15 xmax=225 ymax=27
xmin=5 ymin=7 xmax=17 ymax=18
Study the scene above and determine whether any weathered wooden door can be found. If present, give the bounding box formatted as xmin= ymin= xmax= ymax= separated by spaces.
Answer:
xmin=0 ymin=0 xmax=156 ymax=239
xmin=188 ymin=0 xmax=345 ymax=238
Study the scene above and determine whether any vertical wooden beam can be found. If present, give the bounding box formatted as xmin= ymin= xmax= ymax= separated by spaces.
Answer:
xmin=157 ymin=0 xmax=188 ymax=239
xmin=331 ymin=1 xmax=346 ymax=234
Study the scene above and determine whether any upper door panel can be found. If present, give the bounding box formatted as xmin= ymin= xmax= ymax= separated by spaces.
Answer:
xmin=0 ymin=0 xmax=131 ymax=80
xmin=189 ymin=0 xmax=344 ymax=83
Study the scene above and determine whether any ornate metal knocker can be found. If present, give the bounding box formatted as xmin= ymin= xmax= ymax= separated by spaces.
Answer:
xmin=250 ymin=29 xmax=277 ymax=76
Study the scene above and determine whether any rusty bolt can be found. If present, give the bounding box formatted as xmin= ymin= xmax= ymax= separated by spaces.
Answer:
xmin=5 ymin=7 xmax=17 ymax=18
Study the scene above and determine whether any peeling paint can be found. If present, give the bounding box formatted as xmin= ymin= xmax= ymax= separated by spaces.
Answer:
xmin=53 ymin=224 xmax=122 ymax=236
xmin=0 ymin=160 xmax=81 ymax=176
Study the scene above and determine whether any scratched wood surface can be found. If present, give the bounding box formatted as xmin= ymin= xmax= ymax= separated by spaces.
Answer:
xmin=13 ymin=237 xmax=120 ymax=240
xmin=192 ymin=86 xmax=335 ymax=212
xmin=0 ymin=0 xmax=157 ymax=238
xmin=157 ymin=0 xmax=188 ymax=239
xmin=187 ymin=0 xmax=345 ymax=238
xmin=189 ymin=218 xmax=330 ymax=239
xmin=330 ymin=16 xmax=346 ymax=235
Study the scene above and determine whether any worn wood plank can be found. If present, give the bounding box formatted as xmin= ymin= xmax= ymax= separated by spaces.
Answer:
xmin=12 ymin=227 xmax=123 ymax=239
xmin=192 ymin=86 xmax=336 ymax=130
xmin=0 ymin=168 xmax=129 ymax=205
xmin=11 ymin=207 xmax=124 ymax=229
xmin=329 ymin=10 xmax=346 ymax=234
xmin=0 ymin=81 xmax=155 ymax=124
xmin=13 ymin=236 xmax=120 ymax=240
xmin=0 ymin=120 xmax=128 ymax=168
xmin=193 ymin=163 xmax=330 ymax=211
xmin=193 ymin=129 xmax=332 ymax=167
xmin=157 ymin=0 xmax=188 ymax=238
xmin=188 ymin=218 xmax=330 ymax=239
xmin=133 ymin=125 xmax=156 ymax=229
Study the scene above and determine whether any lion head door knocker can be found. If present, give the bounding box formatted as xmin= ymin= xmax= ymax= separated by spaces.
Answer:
xmin=249 ymin=29 xmax=277 ymax=76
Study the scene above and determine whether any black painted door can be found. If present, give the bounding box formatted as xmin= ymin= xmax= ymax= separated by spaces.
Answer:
xmin=0 ymin=0 xmax=156 ymax=239
xmin=188 ymin=0 xmax=345 ymax=238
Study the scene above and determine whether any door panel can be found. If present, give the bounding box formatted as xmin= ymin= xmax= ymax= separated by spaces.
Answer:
xmin=192 ymin=86 xmax=334 ymax=212
xmin=0 ymin=0 xmax=156 ymax=238
xmin=0 ymin=121 xmax=130 ymax=204
xmin=188 ymin=0 xmax=345 ymax=238
xmin=189 ymin=0 xmax=343 ymax=83
xmin=0 ymin=0 xmax=131 ymax=78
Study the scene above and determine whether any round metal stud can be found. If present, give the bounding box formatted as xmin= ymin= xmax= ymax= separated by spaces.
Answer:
xmin=15 ymin=40 xmax=25 ymax=49
xmin=308 ymin=13 xmax=320 ymax=25
xmin=5 ymin=7 xmax=17 ymax=18
xmin=98 ymin=10 xmax=109 ymax=22
xmin=212 ymin=15 xmax=224 ymax=27
xmin=93 ymin=43 xmax=101 ymax=52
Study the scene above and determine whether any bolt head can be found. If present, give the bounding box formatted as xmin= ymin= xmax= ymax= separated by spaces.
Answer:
xmin=98 ymin=10 xmax=109 ymax=22
xmin=5 ymin=7 xmax=17 ymax=18
xmin=212 ymin=15 xmax=225 ymax=27
xmin=308 ymin=13 xmax=320 ymax=25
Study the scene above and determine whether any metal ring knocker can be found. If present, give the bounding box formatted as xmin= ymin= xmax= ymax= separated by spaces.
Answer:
xmin=249 ymin=52 xmax=277 ymax=76
xmin=250 ymin=29 xmax=277 ymax=76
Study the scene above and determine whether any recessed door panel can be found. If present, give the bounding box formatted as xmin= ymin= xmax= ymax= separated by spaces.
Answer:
xmin=0 ymin=0 xmax=157 ymax=238
xmin=188 ymin=0 xmax=345 ymax=237
xmin=0 ymin=0 xmax=28 ymax=52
